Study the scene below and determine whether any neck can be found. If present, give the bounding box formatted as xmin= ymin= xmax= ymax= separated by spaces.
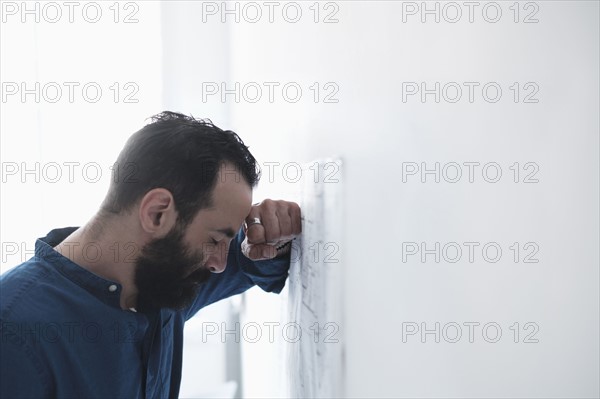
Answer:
xmin=53 ymin=214 xmax=142 ymax=310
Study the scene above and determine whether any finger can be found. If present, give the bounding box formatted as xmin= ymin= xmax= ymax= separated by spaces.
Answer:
xmin=245 ymin=211 xmax=266 ymax=245
xmin=246 ymin=223 xmax=266 ymax=245
xmin=277 ymin=204 xmax=293 ymax=241
xmin=244 ymin=243 xmax=277 ymax=260
xmin=259 ymin=200 xmax=281 ymax=244
xmin=288 ymin=202 xmax=302 ymax=236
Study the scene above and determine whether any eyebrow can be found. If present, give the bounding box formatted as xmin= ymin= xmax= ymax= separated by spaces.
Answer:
xmin=212 ymin=228 xmax=236 ymax=239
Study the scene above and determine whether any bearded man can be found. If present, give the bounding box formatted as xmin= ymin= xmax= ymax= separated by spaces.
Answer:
xmin=0 ymin=111 xmax=301 ymax=398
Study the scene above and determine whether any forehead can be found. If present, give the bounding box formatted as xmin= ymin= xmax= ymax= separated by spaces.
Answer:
xmin=211 ymin=169 xmax=253 ymax=217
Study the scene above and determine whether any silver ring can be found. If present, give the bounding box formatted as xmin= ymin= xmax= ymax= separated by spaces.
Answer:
xmin=246 ymin=217 xmax=262 ymax=227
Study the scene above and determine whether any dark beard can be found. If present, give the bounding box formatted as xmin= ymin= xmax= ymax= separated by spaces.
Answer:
xmin=134 ymin=223 xmax=211 ymax=311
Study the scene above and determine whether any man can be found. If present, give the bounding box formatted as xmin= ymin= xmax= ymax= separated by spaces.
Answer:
xmin=0 ymin=111 xmax=302 ymax=398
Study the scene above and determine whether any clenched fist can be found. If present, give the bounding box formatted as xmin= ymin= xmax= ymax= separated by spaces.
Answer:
xmin=241 ymin=199 xmax=302 ymax=260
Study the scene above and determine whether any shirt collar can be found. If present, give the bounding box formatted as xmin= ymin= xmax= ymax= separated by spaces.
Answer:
xmin=36 ymin=227 xmax=124 ymax=310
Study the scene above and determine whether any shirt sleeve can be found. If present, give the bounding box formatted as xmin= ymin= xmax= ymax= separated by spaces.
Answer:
xmin=183 ymin=228 xmax=291 ymax=320
xmin=0 ymin=322 xmax=53 ymax=398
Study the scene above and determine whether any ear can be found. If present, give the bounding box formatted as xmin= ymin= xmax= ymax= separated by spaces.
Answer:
xmin=138 ymin=188 xmax=178 ymax=236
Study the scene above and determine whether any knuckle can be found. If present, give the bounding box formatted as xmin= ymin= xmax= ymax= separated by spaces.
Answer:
xmin=290 ymin=204 xmax=301 ymax=218
xmin=261 ymin=198 xmax=275 ymax=209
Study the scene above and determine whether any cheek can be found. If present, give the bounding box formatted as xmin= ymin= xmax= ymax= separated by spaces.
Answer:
xmin=183 ymin=231 xmax=208 ymax=253
xmin=181 ymin=237 xmax=210 ymax=265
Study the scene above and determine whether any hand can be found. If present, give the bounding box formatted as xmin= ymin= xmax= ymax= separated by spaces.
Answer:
xmin=241 ymin=199 xmax=302 ymax=260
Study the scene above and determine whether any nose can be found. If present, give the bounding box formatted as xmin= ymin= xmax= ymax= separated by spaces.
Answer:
xmin=206 ymin=241 xmax=229 ymax=274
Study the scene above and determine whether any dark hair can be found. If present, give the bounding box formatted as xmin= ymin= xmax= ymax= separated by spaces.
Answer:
xmin=100 ymin=111 xmax=260 ymax=227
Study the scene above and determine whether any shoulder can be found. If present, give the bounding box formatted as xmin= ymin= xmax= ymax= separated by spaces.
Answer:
xmin=1 ymin=260 xmax=58 ymax=396
xmin=1 ymin=257 xmax=60 ymax=321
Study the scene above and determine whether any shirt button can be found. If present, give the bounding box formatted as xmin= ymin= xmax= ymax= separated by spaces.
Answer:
xmin=108 ymin=284 xmax=118 ymax=292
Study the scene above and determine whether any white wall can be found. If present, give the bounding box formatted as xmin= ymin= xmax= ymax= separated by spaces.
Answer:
xmin=220 ymin=1 xmax=599 ymax=397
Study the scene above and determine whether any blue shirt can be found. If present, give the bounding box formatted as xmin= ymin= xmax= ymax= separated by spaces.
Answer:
xmin=0 ymin=227 xmax=290 ymax=398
